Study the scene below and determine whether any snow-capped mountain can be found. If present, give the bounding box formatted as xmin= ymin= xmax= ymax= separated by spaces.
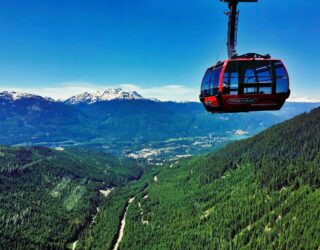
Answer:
xmin=0 ymin=91 xmax=55 ymax=102
xmin=65 ymin=88 xmax=145 ymax=104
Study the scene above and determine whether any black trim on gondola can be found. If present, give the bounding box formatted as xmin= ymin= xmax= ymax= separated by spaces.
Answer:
xmin=234 ymin=53 xmax=271 ymax=59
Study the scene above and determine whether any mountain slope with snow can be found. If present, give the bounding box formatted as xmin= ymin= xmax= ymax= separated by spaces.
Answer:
xmin=65 ymin=88 xmax=145 ymax=104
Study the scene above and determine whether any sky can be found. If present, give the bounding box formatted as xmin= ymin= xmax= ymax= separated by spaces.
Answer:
xmin=0 ymin=0 xmax=319 ymax=101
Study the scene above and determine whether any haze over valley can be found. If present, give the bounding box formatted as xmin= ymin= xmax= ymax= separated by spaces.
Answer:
xmin=0 ymin=89 xmax=319 ymax=164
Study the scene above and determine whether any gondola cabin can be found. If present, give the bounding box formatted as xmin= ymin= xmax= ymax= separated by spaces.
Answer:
xmin=199 ymin=54 xmax=290 ymax=113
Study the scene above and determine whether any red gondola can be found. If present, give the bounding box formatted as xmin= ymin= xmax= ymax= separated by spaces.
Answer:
xmin=200 ymin=0 xmax=290 ymax=113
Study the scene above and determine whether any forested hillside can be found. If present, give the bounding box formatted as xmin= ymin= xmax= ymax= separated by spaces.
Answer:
xmin=78 ymin=108 xmax=320 ymax=249
xmin=200 ymin=107 xmax=320 ymax=190
xmin=1 ymin=108 xmax=319 ymax=249
xmin=0 ymin=146 xmax=142 ymax=249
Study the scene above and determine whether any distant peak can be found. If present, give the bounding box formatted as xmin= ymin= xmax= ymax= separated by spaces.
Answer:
xmin=65 ymin=88 xmax=146 ymax=104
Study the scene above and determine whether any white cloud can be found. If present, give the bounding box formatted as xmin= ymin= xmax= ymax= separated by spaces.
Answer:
xmin=120 ymin=84 xmax=199 ymax=102
xmin=288 ymin=96 xmax=320 ymax=103
xmin=0 ymin=82 xmax=105 ymax=101
xmin=0 ymin=82 xmax=199 ymax=102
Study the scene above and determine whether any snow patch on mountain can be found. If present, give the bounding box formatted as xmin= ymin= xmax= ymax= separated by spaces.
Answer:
xmin=0 ymin=91 xmax=55 ymax=102
xmin=65 ymin=88 xmax=146 ymax=104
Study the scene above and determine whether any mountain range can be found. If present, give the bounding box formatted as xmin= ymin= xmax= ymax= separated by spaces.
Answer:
xmin=0 ymin=89 xmax=319 ymax=158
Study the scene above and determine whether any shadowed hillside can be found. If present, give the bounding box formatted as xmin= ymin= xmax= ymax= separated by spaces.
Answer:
xmin=0 ymin=146 xmax=142 ymax=249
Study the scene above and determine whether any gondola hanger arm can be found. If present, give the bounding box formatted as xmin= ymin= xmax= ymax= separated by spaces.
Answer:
xmin=220 ymin=0 xmax=258 ymax=59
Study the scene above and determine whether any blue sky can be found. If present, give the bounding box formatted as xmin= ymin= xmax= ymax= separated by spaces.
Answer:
xmin=0 ymin=0 xmax=319 ymax=101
